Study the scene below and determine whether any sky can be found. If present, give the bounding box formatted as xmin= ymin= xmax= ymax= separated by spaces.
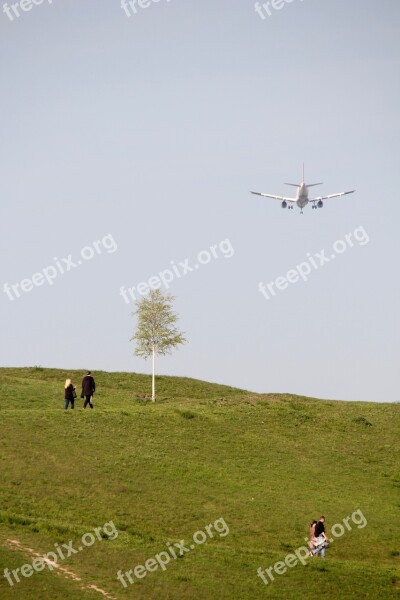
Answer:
xmin=1 ymin=0 xmax=399 ymax=402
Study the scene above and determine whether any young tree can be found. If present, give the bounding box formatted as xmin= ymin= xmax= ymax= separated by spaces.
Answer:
xmin=130 ymin=289 xmax=186 ymax=402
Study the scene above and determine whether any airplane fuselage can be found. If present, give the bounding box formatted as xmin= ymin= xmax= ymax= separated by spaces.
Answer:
xmin=296 ymin=183 xmax=309 ymax=209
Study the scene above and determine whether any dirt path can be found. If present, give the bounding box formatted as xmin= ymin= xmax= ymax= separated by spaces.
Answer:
xmin=4 ymin=538 xmax=117 ymax=599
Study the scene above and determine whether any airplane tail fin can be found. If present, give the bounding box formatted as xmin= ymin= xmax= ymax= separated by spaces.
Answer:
xmin=302 ymin=163 xmax=323 ymax=187
xmin=284 ymin=165 xmax=323 ymax=187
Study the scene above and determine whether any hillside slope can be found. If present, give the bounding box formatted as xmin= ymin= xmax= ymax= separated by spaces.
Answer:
xmin=0 ymin=368 xmax=399 ymax=599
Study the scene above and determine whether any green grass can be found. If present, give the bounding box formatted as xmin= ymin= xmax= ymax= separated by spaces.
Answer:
xmin=0 ymin=367 xmax=399 ymax=599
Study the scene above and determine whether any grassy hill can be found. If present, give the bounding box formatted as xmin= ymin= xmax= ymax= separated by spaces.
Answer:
xmin=0 ymin=367 xmax=399 ymax=599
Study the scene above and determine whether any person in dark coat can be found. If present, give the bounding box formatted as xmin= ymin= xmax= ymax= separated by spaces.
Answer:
xmin=64 ymin=378 xmax=76 ymax=410
xmin=81 ymin=371 xmax=95 ymax=409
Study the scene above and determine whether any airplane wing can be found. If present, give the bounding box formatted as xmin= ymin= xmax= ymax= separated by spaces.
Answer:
xmin=251 ymin=192 xmax=296 ymax=203
xmin=310 ymin=190 xmax=355 ymax=202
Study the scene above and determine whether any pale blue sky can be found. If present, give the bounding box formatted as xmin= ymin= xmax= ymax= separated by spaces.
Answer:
xmin=1 ymin=0 xmax=399 ymax=402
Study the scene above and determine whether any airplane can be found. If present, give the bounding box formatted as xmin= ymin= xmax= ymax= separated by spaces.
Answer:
xmin=251 ymin=164 xmax=355 ymax=214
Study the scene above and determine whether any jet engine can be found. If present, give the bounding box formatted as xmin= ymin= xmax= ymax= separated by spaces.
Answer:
xmin=317 ymin=200 xmax=323 ymax=208
xmin=281 ymin=201 xmax=287 ymax=209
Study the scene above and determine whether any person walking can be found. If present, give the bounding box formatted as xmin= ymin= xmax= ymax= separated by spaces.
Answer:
xmin=312 ymin=516 xmax=328 ymax=557
xmin=81 ymin=371 xmax=95 ymax=409
xmin=64 ymin=378 xmax=76 ymax=410
xmin=308 ymin=520 xmax=317 ymax=554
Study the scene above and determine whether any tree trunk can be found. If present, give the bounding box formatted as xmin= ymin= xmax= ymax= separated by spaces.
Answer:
xmin=152 ymin=345 xmax=155 ymax=402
